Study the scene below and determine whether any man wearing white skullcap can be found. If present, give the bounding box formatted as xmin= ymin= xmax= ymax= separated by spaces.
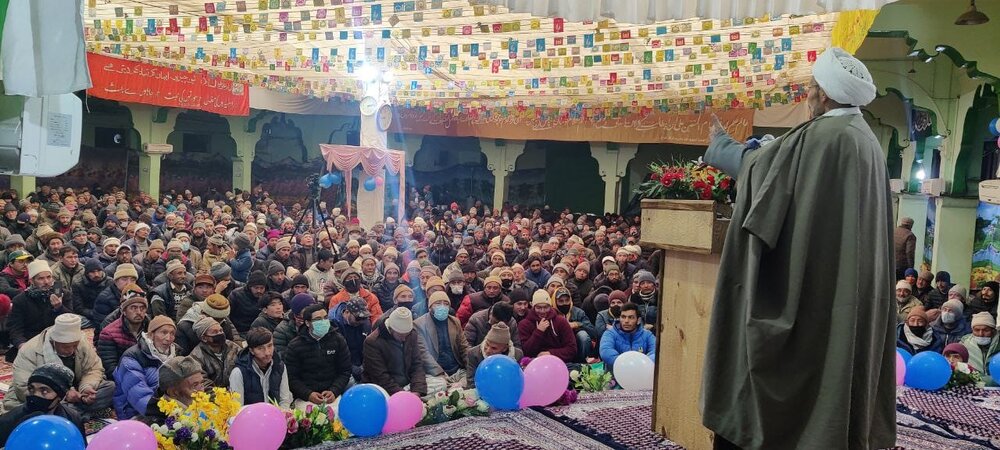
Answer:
xmin=702 ymin=47 xmax=896 ymax=450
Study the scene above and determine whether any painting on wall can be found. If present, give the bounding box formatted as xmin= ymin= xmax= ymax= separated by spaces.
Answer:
xmin=922 ymin=197 xmax=936 ymax=272
xmin=971 ymin=201 xmax=1000 ymax=288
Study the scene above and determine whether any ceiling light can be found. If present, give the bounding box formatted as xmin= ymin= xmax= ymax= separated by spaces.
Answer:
xmin=924 ymin=56 xmax=935 ymax=63
xmin=357 ymin=64 xmax=378 ymax=83
xmin=907 ymin=50 xmax=921 ymax=57
xmin=916 ymin=169 xmax=926 ymax=181
xmin=955 ymin=0 xmax=990 ymax=25
xmin=935 ymin=46 xmax=947 ymax=52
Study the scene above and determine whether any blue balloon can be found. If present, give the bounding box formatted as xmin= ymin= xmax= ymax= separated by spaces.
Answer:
xmin=990 ymin=117 xmax=1000 ymax=136
xmin=896 ymin=347 xmax=912 ymax=365
xmin=364 ymin=177 xmax=377 ymax=191
xmin=989 ymin=354 xmax=1000 ymax=378
xmin=329 ymin=172 xmax=343 ymax=185
xmin=318 ymin=173 xmax=335 ymax=189
xmin=7 ymin=414 xmax=85 ymax=450
xmin=905 ymin=351 xmax=951 ymax=391
xmin=475 ymin=354 xmax=524 ymax=410
xmin=338 ymin=384 xmax=388 ymax=437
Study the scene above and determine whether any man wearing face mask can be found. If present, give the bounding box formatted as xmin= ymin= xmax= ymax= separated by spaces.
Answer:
xmin=363 ymin=307 xmax=427 ymax=397
xmin=960 ymin=312 xmax=999 ymax=381
xmin=0 ymin=363 xmax=85 ymax=443
xmin=328 ymin=268 xmax=383 ymax=325
xmin=595 ymin=293 xmax=626 ymax=332
xmin=285 ymin=304 xmax=352 ymax=409
xmin=497 ymin=267 xmax=515 ymax=296
xmin=553 ymin=287 xmax=598 ymax=363
xmin=445 ymin=271 xmax=469 ymax=307
xmin=931 ymin=299 xmax=971 ymax=346
xmin=415 ymin=291 xmax=469 ymax=393
xmin=456 ymin=276 xmax=508 ymax=328
xmin=896 ymin=306 xmax=943 ymax=355
xmin=188 ymin=317 xmax=240 ymax=388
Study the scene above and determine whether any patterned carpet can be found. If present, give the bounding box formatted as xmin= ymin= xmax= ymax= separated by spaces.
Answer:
xmin=895 ymin=386 xmax=1000 ymax=450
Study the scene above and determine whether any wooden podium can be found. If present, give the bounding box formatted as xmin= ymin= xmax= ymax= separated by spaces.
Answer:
xmin=640 ymin=199 xmax=729 ymax=450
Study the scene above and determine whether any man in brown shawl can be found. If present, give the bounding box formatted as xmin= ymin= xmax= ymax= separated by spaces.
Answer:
xmin=701 ymin=47 xmax=896 ymax=449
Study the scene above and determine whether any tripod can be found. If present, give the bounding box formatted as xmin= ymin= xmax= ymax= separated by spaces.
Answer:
xmin=292 ymin=173 xmax=339 ymax=261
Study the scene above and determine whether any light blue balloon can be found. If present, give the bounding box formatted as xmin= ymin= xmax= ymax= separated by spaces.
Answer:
xmin=329 ymin=172 xmax=343 ymax=185
xmin=364 ymin=177 xmax=377 ymax=191
xmin=7 ymin=414 xmax=85 ymax=450
xmin=896 ymin=347 xmax=912 ymax=365
xmin=988 ymin=353 xmax=1000 ymax=378
xmin=905 ymin=351 xmax=951 ymax=391
xmin=989 ymin=117 xmax=1000 ymax=136
xmin=475 ymin=354 xmax=524 ymax=410
xmin=318 ymin=173 xmax=335 ymax=188
xmin=338 ymin=384 xmax=388 ymax=437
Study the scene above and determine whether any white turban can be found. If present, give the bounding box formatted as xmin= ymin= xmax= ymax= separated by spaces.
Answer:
xmin=812 ymin=47 xmax=876 ymax=107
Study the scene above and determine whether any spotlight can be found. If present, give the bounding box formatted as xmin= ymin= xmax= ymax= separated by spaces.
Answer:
xmin=357 ymin=64 xmax=378 ymax=82
xmin=916 ymin=169 xmax=926 ymax=181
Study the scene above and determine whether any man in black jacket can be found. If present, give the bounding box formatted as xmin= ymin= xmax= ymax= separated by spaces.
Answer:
xmin=228 ymin=270 xmax=267 ymax=334
xmin=0 ymin=363 xmax=85 ymax=444
xmin=71 ymin=259 xmax=111 ymax=328
xmin=149 ymin=259 xmax=191 ymax=321
xmin=283 ymin=304 xmax=352 ymax=409
xmin=331 ymin=297 xmax=372 ymax=382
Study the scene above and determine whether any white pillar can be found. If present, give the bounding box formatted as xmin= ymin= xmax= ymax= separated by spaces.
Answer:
xmin=590 ymin=142 xmax=638 ymax=214
xmin=481 ymin=138 xmax=526 ymax=210
xmin=226 ymin=116 xmax=259 ymax=192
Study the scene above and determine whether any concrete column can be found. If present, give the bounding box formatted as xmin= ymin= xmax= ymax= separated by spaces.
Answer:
xmin=589 ymin=142 xmax=638 ymax=214
xmin=138 ymin=153 xmax=163 ymax=198
xmin=226 ymin=115 xmax=259 ymax=192
xmin=931 ymin=196 xmax=978 ymax=287
xmin=480 ymin=138 xmax=526 ymax=210
xmin=388 ymin=133 xmax=424 ymax=167
xmin=10 ymin=176 xmax=35 ymax=197
xmin=128 ymin=105 xmax=179 ymax=199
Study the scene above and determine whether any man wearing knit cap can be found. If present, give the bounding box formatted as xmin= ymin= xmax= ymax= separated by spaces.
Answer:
xmin=97 ymin=288 xmax=149 ymax=377
xmin=894 ymin=280 xmax=922 ymax=324
xmin=961 ymin=312 xmax=998 ymax=377
xmin=465 ymin=322 xmax=522 ymax=390
xmin=188 ymin=317 xmax=240 ymax=388
xmin=456 ymin=275 xmax=507 ymax=327
xmin=268 ymin=238 xmax=293 ymax=270
xmin=0 ymin=363 xmax=85 ymax=443
xmin=148 ymin=258 xmax=192 ymax=321
xmin=273 ymin=293 xmax=316 ymax=357
xmin=703 ymin=47 xmax=895 ymax=450
xmin=373 ymin=262 xmax=402 ymax=312
xmin=68 ymin=227 xmax=96 ymax=261
xmin=229 ymin=270 xmax=268 ymax=334
xmin=228 ymin=232 xmax=254 ymax=284
xmin=264 ymin=260 xmax=291 ymax=294
xmin=517 ymin=289 xmax=576 ymax=362
xmin=414 ymin=291 xmax=469 ymax=394
xmin=7 ymin=259 xmax=73 ymax=354
xmin=932 ymin=298 xmax=971 ymax=346
xmin=176 ymin=293 xmax=240 ymax=356
xmin=72 ymin=258 xmax=111 ymax=329
xmin=252 ymin=292 xmax=287 ymax=333
xmin=145 ymin=356 xmax=204 ymax=420
xmin=914 ymin=271 xmax=935 ymax=305
xmin=177 ymin=274 xmax=216 ymax=320
xmin=967 ymin=281 xmax=999 ymax=320
xmin=926 ymin=271 xmax=953 ymax=310
xmin=200 ymin=235 xmax=228 ymax=274
xmin=362 ymin=306 xmax=427 ymax=397
xmin=6 ymin=314 xmax=113 ymax=417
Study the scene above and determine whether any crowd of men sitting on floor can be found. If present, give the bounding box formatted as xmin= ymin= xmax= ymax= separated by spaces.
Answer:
xmin=894 ymin=268 xmax=999 ymax=376
xmin=0 ymin=184 xmax=657 ymax=440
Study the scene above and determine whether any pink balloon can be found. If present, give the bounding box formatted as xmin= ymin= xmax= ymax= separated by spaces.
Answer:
xmin=896 ymin=352 xmax=906 ymax=386
xmin=519 ymin=355 xmax=570 ymax=408
xmin=88 ymin=420 xmax=157 ymax=450
xmin=382 ymin=391 xmax=424 ymax=434
xmin=375 ymin=176 xmax=385 ymax=187
xmin=228 ymin=403 xmax=286 ymax=450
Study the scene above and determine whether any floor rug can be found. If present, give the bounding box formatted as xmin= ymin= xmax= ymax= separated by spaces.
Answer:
xmin=538 ymin=390 xmax=681 ymax=450
xmin=894 ymin=386 xmax=1000 ymax=450
xmin=306 ymin=408 xmax=612 ymax=450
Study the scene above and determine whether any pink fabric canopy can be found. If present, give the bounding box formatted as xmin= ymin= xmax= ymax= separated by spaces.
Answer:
xmin=319 ymin=144 xmax=406 ymax=221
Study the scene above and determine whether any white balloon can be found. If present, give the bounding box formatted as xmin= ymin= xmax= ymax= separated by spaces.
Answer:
xmin=613 ymin=351 xmax=655 ymax=390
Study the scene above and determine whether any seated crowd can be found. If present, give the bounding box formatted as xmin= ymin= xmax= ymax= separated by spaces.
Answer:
xmin=0 ymin=184 xmax=657 ymax=433
xmin=894 ymin=267 xmax=1000 ymax=381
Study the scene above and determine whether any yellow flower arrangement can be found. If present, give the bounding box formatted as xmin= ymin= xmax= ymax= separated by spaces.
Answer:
xmin=152 ymin=388 xmax=242 ymax=450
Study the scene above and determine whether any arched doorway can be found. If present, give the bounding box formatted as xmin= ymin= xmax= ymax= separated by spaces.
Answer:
xmin=509 ymin=141 xmax=603 ymax=214
xmin=164 ymin=111 xmax=235 ymax=196
xmin=411 ymin=136 xmax=493 ymax=208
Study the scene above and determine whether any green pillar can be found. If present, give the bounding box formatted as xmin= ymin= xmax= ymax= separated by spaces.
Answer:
xmin=10 ymin=175 xmax=35 ymax=197
xmin=139 ymin=152 xmax=162 ymax=199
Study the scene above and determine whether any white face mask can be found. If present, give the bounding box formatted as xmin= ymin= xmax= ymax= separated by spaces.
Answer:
xmin=450 ymin=284 xmax=464 ymax=294
xmin=974 ymin=336 xmax=993 ymax=346
xmin=941 ymin=311 xmax=957 ymax=324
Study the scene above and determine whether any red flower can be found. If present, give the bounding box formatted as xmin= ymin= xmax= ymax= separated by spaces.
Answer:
xmin=700 ymin=188 xmax=713 ymax=200
xmin=719 ymin=178 xmax=731 ymax=190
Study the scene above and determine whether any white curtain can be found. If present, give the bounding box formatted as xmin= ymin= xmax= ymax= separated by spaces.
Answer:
xmin=1 ymin=0 xmax=91 ymax=97
xmin=477 ymin=0 xmax=898 ymax=23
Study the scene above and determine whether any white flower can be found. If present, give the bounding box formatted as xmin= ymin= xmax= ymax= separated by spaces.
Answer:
xmin=476 ymin=401 xmax=489 ymax=413
xmin=426 ymin=398 xmax=438 ymax=408
xmin=957 ymin=362 xmax=971 ymax=374
xmin=190 ymin=432 xmax=199 ymax=442
xmin=570 ymin=370 xmax=580 ymax=380
xmin=315 ymin=414 xmax=327 ymax=426
xmin=443 ymin=405 xmax=457 ymax=416
xmin=172 ymin=422 xmax=183 ymax=431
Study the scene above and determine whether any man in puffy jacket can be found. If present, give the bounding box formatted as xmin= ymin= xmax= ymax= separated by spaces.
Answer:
xmin=331 ymin=296 xmax=372 ymax=382
xmin=71 ymin=259 xmax=111 ymax=328
xmin=96 ymin=290 xmax=149 ymax=377
xmin=112 ymin=316 xmax=179 ymax=419
xmin=284 ymin=304 xmax=352 ymax=409
xmin=517 ymin=290 xmax=576 ymax=362
xmin=599 ymin=303 xmax=655 ymax=372
xmin=92 ymin=264 xmax=140 ymax=334
xmin=228 ymin=270 xmax=267 ymax=334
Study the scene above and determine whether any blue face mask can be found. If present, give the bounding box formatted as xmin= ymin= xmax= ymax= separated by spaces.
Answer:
xmin=311 ymin=319 xmax=331 ymax=338
xmin=432 ymin=304 xmax=450 ymax=321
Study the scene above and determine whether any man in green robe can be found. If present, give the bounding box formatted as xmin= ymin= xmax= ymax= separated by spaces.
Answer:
xmin=700 ymin=47 xmax=896 ymax=450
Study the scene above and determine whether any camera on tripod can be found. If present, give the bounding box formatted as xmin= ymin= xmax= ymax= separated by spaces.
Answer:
xmin=306 ymin=174 xmax=322 ymax=200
